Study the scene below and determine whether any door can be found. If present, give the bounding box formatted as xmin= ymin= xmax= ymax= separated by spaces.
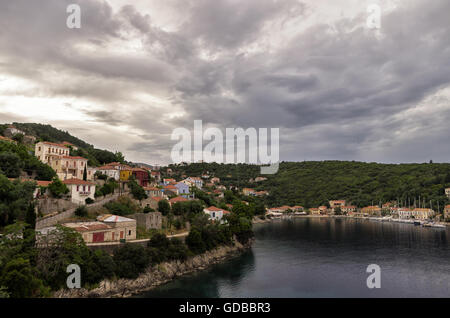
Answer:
xmin=120 ymin=231 xmax=124 ymax=239
xmin=92 ymin=232 xmax=105 ymax=243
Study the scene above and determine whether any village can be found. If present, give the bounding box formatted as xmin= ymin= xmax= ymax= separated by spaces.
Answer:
xmin=2 ymin=124 xmax=449 ymax=249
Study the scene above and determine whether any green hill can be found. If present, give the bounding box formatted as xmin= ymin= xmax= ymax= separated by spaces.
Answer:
xmin=167 ymin=161 xmax=450 ymax=213
xmin=1 ymin=123 xmax=126 ymax=166
xmin=0 ymin=139 xmax=56 ymax=181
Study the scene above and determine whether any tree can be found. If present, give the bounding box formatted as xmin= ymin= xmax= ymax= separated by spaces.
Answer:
xmin=83 ymin=165 xmax=87 ymax=181
xmin=185 ymin=228 xmax=206 ymax=254
xmin=25 ymin=203 xmax=36 ymax=229
xmin=0 ymin=152 xmax=22 ymax=178
xmin=74 ymin=205 xmax=88 ymax=218
xmin=158 ymin=199 xmax=171 ymax=216
xmin=129 ymin=178 xmax=147 ymax=202
xmin=36 ymin=226 xmax=91 ymax=290
xmin=0 ymin=258 xmax=48 ymax=298
xmin=115 ymin=151 xmax=125 ymax=164
xmin=48 ymin=178 xmax=69 ymax=198
xmin=113 ymin=244 xmax=150 ymax=279
xmin=12 ymin=133 xmax=24 ymax=144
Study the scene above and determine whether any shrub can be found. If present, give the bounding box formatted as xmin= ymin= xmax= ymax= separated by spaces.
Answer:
xmin=143 ymin=206 xmax=155 ymax=213
xmin=74 ymin=205 xmax=88 ymax=218
xmin=85 ymin=197 xmax=94 ymax=205
xmin=157 ymin=199 xmax=171 ymax=216
xmin=186 ymin=228 xmax=206 ymax=254
xmin=113 ymin=244 xmax=150 ymax=279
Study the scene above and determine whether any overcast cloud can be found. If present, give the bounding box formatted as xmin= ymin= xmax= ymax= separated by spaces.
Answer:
xmin=0 ymin=0 xmax=449 ymax=165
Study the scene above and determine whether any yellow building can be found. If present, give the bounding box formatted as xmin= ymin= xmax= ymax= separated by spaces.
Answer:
xmin=120 ymin=169 xmax=133 ymax=181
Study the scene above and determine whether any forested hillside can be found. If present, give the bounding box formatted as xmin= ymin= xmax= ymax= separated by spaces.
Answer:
xmin=1 ymin=123 xmax=125 ymax=166
xmin=167 ymin=161 xmax=450 ymax=212
xmin=0 ymin=140 xmax=56 ymax=180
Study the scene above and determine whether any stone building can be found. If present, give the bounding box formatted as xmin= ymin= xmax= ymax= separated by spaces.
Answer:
xmin=130 ymin=212 xmax=162 ymax=230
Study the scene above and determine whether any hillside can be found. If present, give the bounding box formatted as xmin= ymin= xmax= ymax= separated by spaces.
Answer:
xmin=167 ymin=161 xmax=450 ymax=212
xmin=0 ymin=123 xmax=126 ymax=166
xmin=0 ymin=139 xmax=56 ymax=181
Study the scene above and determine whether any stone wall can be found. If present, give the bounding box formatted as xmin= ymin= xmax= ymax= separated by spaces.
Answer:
xmin=37 ymin=197 xmax=77 ymax=217
xmin=35 ymin=192 xmax=128 ymax=229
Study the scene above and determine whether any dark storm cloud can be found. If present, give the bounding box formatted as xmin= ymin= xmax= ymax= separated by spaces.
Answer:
xmin=1 ymin=0 xmax=450 ymax=164
xmin=183 ymin=0 xmax=307 ymax=49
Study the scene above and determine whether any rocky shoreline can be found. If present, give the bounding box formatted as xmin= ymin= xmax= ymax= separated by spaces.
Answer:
xmin=53 ymin=240 xmax=252 ymax=298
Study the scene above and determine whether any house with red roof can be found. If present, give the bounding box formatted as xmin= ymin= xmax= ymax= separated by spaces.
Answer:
xmin=169 ymin=196 xmax=189 ymax=205
xmin=131 ymin=167 xmax=149 ymax=187
xmin=163 ymin=184 xmax=179 ymax=196
xmin=63 ymin=178 xmax=96 ymax=204
xmin=204 ymin=206 xmax=231 ymax=221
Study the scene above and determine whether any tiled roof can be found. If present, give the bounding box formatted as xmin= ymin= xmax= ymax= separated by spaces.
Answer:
xmin=205 ymin=206 xmax=231 ymax=214
xmin=62 ymin=156 xmax=87 ymax=160
xmin=169 ymin=196 xmax=188 ymax=203
xmin=144 ymin=187 xmax=161 ymax=191
xmin=63 ymin=178 xmax=94 ymax=185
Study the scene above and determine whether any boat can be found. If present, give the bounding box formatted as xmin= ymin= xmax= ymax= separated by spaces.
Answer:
xmin=431 ymin=224 xmax=446 ymax=229
xmin=414 ymin=221 xmax=422 ymax=226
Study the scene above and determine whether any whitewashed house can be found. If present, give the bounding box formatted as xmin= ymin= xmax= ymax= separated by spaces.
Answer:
xmin=204 ymin=206 xmax=230 ymax=222
xmin=63 ymin=179 xmax=95 ymax=204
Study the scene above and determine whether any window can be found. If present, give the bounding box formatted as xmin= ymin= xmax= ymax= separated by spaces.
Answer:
xmin=128 ymin=230 xmax=131 ymax=236
xmin=76 ymin=185 xmax=79 ymax=191
xmin=83 ymin=185 xmax=86 ymax=191
xmin=38 ymin=147 xmax=41 ymax=151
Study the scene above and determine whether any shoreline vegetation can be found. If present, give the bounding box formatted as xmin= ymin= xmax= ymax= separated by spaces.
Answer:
xmin=53 ymin=239 xmax=252 ymax=298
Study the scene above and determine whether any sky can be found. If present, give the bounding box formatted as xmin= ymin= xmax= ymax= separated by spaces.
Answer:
xmin=0 ymin=0 xmax=450 ymax=165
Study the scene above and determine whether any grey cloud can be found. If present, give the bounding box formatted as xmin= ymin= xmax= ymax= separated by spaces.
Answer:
xmin=1 ymin=0 xmax=450 ymax=165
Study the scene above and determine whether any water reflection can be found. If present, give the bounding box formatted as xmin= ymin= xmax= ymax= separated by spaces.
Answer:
xmin=137 ymin=218 xmax=450 ymax=298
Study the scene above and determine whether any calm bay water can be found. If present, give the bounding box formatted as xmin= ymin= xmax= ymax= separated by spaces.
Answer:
xmin=136 ymin=218 xmax=450 ymax=298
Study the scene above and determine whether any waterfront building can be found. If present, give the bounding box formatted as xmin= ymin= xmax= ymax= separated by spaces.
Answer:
xmin=309 ymin=208 xmax=320 ymax=215
xmin=445 ymin=205 xmax=450 ymax=220
xmin=446 ymin=188 xmax=450 ymax=199
xmin=329 ymin=200 xmax=346 ymax=209
xmin=361 ymin=205 xmax=382 ymax=216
